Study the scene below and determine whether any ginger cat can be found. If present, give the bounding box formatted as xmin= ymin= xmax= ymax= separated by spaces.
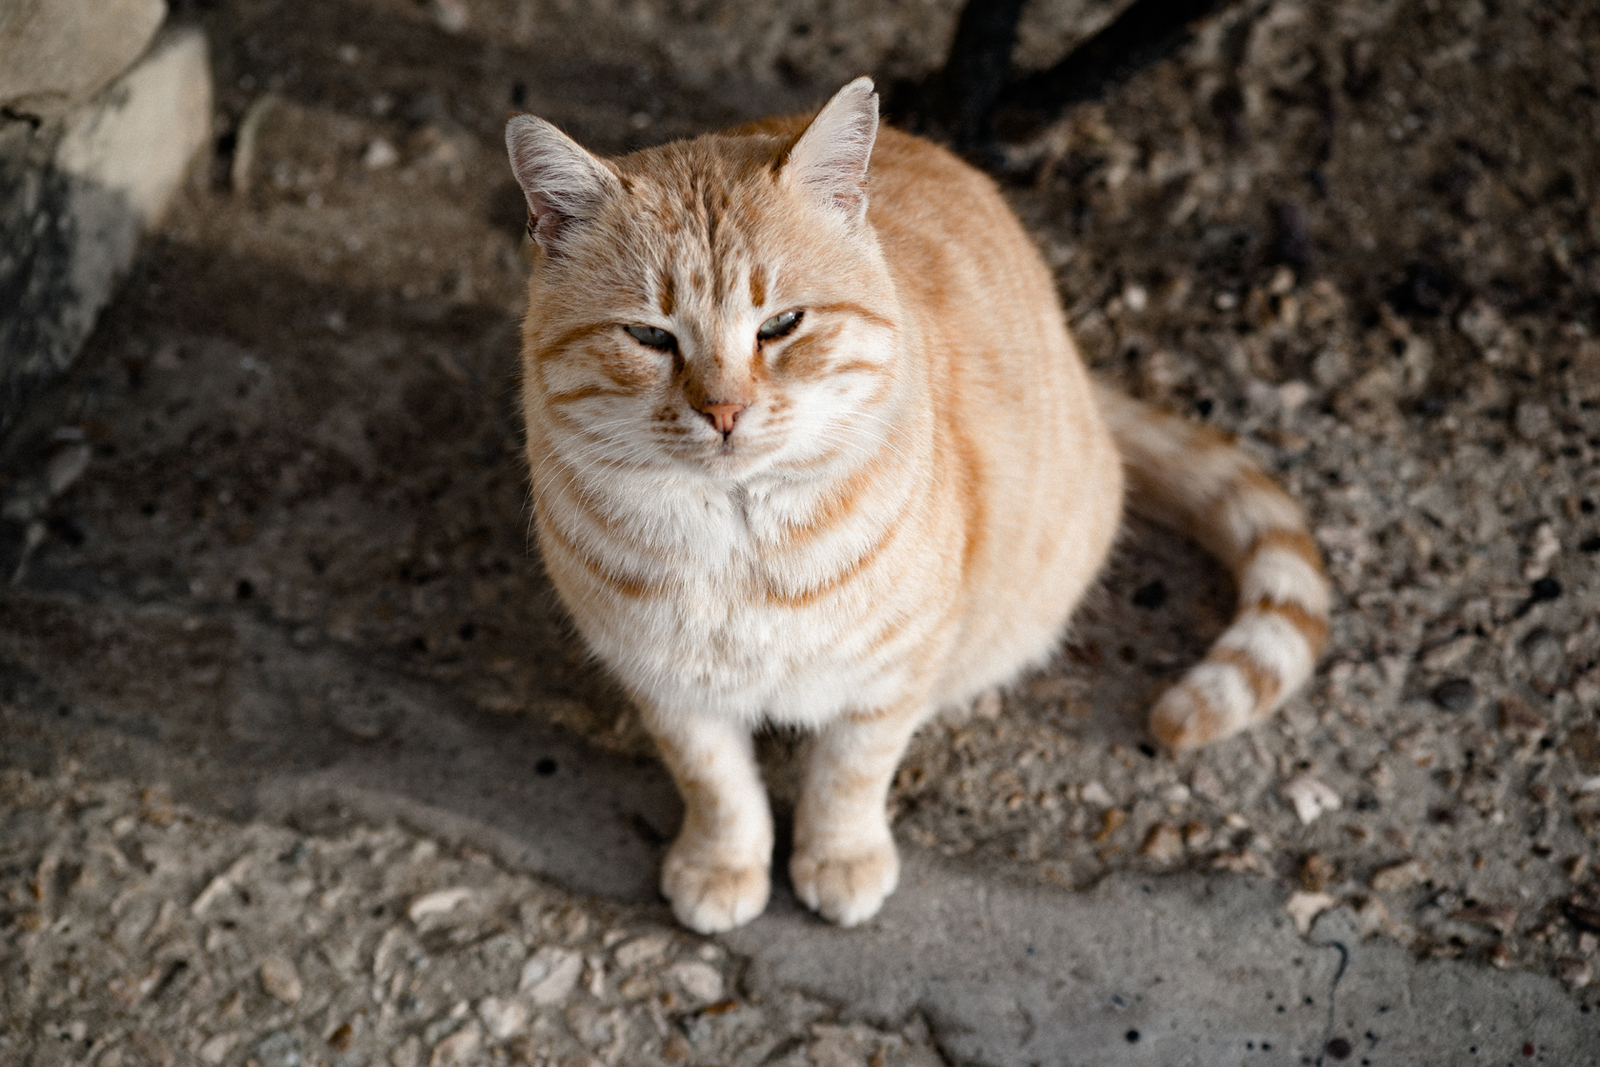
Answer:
xmin=505 ymin=79 xmax=1329 ymax=933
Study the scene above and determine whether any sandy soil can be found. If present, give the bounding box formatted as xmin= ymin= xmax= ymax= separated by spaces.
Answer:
xmin=3 ymin=0 xmax=1600 ymax=1061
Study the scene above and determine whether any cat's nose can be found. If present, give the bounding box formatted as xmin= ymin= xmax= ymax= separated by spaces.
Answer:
xmin=699 ymin=401 xmax=746 ymax=435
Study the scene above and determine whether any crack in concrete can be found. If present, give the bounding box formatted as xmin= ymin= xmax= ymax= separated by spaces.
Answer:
xmin=1312 ymin=936 xmax=1351 ymax=1067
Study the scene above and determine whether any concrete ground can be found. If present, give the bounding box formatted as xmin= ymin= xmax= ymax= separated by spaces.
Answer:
xmin=4 ymin=0 xmax=1599 ymax=1064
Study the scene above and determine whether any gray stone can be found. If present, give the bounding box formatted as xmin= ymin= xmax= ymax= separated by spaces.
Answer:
xmin=0 ymin=25 xmax=210 ymax=437
xmin=0 ymin=0 xmax=168 ymax=121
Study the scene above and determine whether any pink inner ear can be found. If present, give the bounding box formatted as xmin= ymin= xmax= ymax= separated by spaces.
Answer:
xmin=787 ymin=78 xmax=879 ymax=222
xmin=505 ymin=115 xmax=618 ymax=248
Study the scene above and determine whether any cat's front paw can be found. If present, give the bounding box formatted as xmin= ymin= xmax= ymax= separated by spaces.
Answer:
xmin=789 ymin=839 xmax=900 ymax=927
xmin=661 ymin=847 xmax=770 ymax=933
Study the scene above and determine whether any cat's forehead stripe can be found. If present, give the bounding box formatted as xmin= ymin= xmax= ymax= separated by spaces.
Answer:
xmin=657 ymin=270 xmax=675 ymax=317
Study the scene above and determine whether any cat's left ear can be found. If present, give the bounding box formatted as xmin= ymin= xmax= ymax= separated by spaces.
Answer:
xmin=505 ymin=115 xmax=621 ymax=254
xmin=785 ymin=76 xmax=879 ymax=226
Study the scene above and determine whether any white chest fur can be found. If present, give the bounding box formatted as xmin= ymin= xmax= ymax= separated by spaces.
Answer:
xmin=543 ymin=468 xmax=918 ymax=727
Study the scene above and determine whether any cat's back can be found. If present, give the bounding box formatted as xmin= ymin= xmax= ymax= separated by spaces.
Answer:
xmin=859 ymin=123 xmax=1125 ymax=700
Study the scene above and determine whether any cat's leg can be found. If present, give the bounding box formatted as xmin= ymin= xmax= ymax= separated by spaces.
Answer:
xmin=790 ymin=700 xmax=926 ymax=927
xmin=641 ymin=704 xmax=773 ymax=933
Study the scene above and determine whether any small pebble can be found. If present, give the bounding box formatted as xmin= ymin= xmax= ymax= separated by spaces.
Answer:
xmin=521 ymin=947 xmax=582 ymax=1005
xmin=1556 ymin=956 xmax=1593 ymax=989
xmin=1139 ymin=822 xmax=1183 ymax=862
xmin=430 ymin=1025 xmax=481 ymax=1066
xmin=1514 ymin=401 xmax=1553 ymax=441
xmin=1285 ymin=890 xmax=1338 ymax=934
xmin=1371 ymin=859 xmax=1426 ymax=893
xmin=477 ymin=996 xmax=527 ymax=1040
xmin=1281 ymin=774 xmax=1341 ymax=825
xmin=1182 ymin=821 xmax=1212 ymax=850
xmin=407 ymin=887 xmax=472 ymax=922
xmin=363 ymin=138 xmax=399 ymax=170
xmin=614 ymin=934 xmax=668 ymax=969
xmin=669 ymin=960 xmax=725 ymax=1003
xmin=1498 ymin=697 xmax=1546 ymax=735
xmin=259 ymin=956 xmax=302 ymax=1005
xmin=1190 ymin=766 xmax=1226 ymax=803
xmin=1300 ymin=853 xmax=1334 ymax=892
xmin=199 ymin=1033 xmax=238 ymax=1064
xmin=1081 ymin=781 xmax=1114 ymax=808
xmin=1431 ymin=678 xmax=1476 ymax=712
xmin=254 ymin=1030 xmax=302 ymax=1067
xmin=1095 ymin=808 xmax=1127 ymax=843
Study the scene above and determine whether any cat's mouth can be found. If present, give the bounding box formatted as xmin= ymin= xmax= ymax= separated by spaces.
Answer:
xmin=681 ymin=434 xmax=775 ymax=477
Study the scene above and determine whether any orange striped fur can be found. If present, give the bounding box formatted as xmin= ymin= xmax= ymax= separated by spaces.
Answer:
xmin=506 ymin=79 xmax=1327 ymax=933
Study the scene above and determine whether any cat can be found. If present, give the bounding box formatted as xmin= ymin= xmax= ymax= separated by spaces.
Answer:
xmin=504 ymin=78 xmax=1329 ymax=933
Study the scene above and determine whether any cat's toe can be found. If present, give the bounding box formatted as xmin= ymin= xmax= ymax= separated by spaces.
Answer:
xmin=661 ymin=851 xmax=770 ymax=933
xmin=789 ymin=841 xmax=900 ymax=927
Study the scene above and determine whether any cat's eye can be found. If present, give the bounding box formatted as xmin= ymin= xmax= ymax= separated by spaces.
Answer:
xmin=757 ymin=309 xmax=803 ymax=342
xmin=624 ymin=325 xmax=677 ymax=351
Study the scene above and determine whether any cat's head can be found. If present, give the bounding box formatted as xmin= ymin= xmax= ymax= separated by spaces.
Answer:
xmin=506 ymin=78 xmax=903 ymax=482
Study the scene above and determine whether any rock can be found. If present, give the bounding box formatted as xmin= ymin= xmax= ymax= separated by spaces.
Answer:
xmin=1138 ymin=822 xmax=1183 ymax=862
xmin=1080 ymin=781 xmax=1114 ymax=808
xmin=407 ymin=887 xmax=472 ymax=922
xmin=1523 ymin=522 xmax=1560 ymax=580
xmin=52 ymin=28 xmax=210 ymax=229
xmin=1371 ymin=859 xmax=1427 ymax=893
xmin=1418 ymin=635 xmax=1476 ymax=671
xmin=197 ymin=1033 xmax=238 ymax=1065
xmin=1157 ymin=782 xmax=1191 ymax=806
xmin=477 ymin=996 xmax=527 ymax=1040
xmin=1498 ymin=697 xmax=1546 ymax=736
xmin=1353 ymin=895 xmax=1405 ymax=941
xmin=1556 ymin=956 xmax=1593 ymax=989
xmin=253 ymin=1030 xmax=302 ymax=1067
xmin=1299 ymin=852 xmax=1334 ymax=892
xmin=430 ymin=1024 xmax=481 ymax=1066
xmin=669 ymin=960 xmax=724 ymax=1003
xmin=1285 ymin=891 xmax=1338 ymax=935
xmin=1280 ymin=774 xmax=1341 ymax=825
xmin=0 ymin=26 xmax=211 ymax=436
xmin=44 ymin=443 xmax=91 ymax=496
xmin=613 ymin=934 xmax=668 ymax=968
xmin=259 ymin=955 xmax=302 ymax=1004
xmin=228 ymin=92 xmax=281 ymax=194
xmin=1514 ymin=401 xmax=1554 ymax=441
xmin=0 ymin=0 xmax=167 ymax=120
xmin=427 ymin=0 xmax=471 ymax=33
xmin=363 ymin=137 xmax=400 ymax=170
xmin=520 ymin=947 xmax=582 ymax=1006
xmin=1189 ymin=766 xmax=1226 ymax=803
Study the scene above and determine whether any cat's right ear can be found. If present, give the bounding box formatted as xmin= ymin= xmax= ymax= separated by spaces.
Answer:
xmin=505 ymin=116 xmax=621 ymax=255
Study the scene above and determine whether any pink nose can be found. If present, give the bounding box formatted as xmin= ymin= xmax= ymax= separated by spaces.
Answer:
xmin=700 ymin=402 xmax=746 ymax=435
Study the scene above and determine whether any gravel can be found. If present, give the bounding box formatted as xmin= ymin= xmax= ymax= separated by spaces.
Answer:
xmin=1 ymin=0 xmax=1598 ymax=1054
xmin=0 ymin=767 xmax=943 ymax=1066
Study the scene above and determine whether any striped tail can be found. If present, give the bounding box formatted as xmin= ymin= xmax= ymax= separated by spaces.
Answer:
xmin=1095 ymin=384 xmax=1331 ymax=750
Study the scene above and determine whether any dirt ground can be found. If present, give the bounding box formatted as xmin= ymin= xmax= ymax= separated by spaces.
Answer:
xmin=3 ymin=0 xmax=1600 ymax=1062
